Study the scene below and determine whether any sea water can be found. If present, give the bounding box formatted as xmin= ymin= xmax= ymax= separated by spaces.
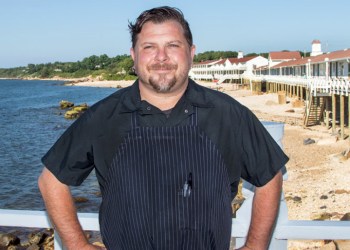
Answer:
xmin=0 ymin=79 xmax=118 ymax=212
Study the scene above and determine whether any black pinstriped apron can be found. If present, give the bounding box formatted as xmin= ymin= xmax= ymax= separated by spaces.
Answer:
xmin=100 ymin=108 xmax=232 ymax=249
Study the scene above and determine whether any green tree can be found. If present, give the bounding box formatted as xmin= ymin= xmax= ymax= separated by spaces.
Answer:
xmin=118 ymin=57 xmax=134 ymax=74
xmin=40 ymin=66 xmax=51 ymax=78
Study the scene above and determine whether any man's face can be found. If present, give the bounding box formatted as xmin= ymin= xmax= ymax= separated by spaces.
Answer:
xmin=131 ymin=20 xmax=195 ymax=93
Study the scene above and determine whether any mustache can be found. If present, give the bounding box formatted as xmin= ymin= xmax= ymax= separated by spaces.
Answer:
xmin=147 ymin=63 xmax=178 ymax=70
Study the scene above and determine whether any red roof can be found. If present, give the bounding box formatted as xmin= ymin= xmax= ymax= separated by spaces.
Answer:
xmin=227 ymin=56 xmax=258 ymax=64
xmin=198 ymin=56 xmax=259 ymax=66
xmin=312 ymin=39 xmax=321 ymax=44
xmin=309 ymin=48 xmax=350 ymax=63
xmin=194 ymin=59 xmax=221 ymax=65
xmin=271 ymin=58 xmax=309 ymax=69
xmin=269 ymin=51 xmax=301 ymax=61
xmin=271 ymin=48 xmax=350 ymax=69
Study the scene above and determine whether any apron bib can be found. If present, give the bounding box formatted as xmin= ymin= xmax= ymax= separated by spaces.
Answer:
xmin=100 ymin=109 xmax=233 ymax=250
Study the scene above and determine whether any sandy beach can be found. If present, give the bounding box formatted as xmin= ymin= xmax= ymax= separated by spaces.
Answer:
xmin=66 ymin=79 xmax=350 ymax=249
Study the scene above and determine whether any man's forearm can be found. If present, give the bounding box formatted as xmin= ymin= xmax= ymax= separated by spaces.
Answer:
xmin=38 ymin=167 xmax=91 ymax=250
xmin=244 ymin=171 xmax=283 ymax=250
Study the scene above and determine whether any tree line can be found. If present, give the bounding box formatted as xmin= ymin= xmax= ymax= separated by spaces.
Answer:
xmin=0 ymin=50 xmax=306 ymax=80
xmin=0 ymin=54 xmax=135 ymax=80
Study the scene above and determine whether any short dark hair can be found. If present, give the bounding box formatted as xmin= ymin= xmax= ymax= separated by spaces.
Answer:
xmin=128 ymin=6 xmax=193 ymax=48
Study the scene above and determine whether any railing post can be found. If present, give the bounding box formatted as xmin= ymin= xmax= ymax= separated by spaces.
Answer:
xmin=54 ymin=233 xmax=64 ymax=250
xmin=232 ymin=122 xmax=288 ymax=249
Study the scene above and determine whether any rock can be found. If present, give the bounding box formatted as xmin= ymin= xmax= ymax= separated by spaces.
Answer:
xmin=41 ymin=232 xmax=54 ymax=250
xmin=334 ymin=240 xmax=350 ymax=250
xmin=312 ymin=212 xmax=332 ymax=220
xmin=335 ymin=189 xmax=350 ymax=194
xmin=303 ymin=138 xmax=315 ymax=145
xmin=340 ymin=212 xmax=350 ymax=221
xmin=64 ymin=103 xmax=89 ymax=119
xmin=74 ymin=196 xmax=89 ymax=203
xmin=27 ymin=244 xmax=40 ymax=250
xmin=321 ymin=241 xmax=337 ymax=250
xmin=285 ymin=109 xmax=295 ymax=113
xmin=28 ymin=231 xmax=46 ymax=245
xmin=59 ymin=100 xmax=74 ymax=109
xmin=292 ymin=196 xmax=302 ymax=202
xmin=342 ymin=148 xmax=350 ymax=160
xmin=320 ymin=195 xmax=328 ymax=200
xmin=93 ymin=241 xmax=106 ymax=248
xmin=0 ymin=233 xmax=20 ymax=247
xmin=64 ymin=109 xmax=80 ymax=119
xmin=7 ymin=245 xmax=20 ymax=250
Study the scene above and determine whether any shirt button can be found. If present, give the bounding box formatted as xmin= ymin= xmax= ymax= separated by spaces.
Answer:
xmin=184 ymin=109 xmax=189 ymax=113
xmin=147 ymin=106 xmax=151 ymax=111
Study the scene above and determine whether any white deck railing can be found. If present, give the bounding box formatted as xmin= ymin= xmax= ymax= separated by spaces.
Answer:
xmin=1 ymin=198 xmax=350 ymax=250
xmin=247 ymin=75 xmax=350 ymax=96
xmin=1 ymin=124 xmax=349 ymax=249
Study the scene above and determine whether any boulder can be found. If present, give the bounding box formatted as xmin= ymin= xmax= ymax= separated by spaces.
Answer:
xmin=28 ymin=231 xmax=46 ymax=245
xmin=64 ymin=103 xmax=89 ymax=119
xmin=59 ymin=100 xmax=74 ymax=109
xmin=0 ymin=233 xmax=20 ymax=247
xmin=321 ymin=241 xmax=336 ymax=250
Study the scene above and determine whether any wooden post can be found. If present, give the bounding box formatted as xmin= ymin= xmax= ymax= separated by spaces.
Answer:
xmin=332 ymin=94 xmax=336 ymax=135
xmin=297 ymin=85 xmax=299 ymax=99
xmin=325 ymin=97 xmax=330 ymax=128
xmin=293 ymin=85 xmax=296 ymax=97
xmin=348 ymin=95 xmax=350 ymax=130
xmin=340 ymin=95 xmax=345 ymax=140
xmin=266 ymin=81 xmax=269 ymax=93
xmin=300 ymin=86 xmax=303 ymax=100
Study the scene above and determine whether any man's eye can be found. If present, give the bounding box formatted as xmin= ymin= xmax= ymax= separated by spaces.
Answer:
xmin=169 ymin=44 xmax=180 ymax=48
xmin=144 ymin=45 xmax=154 ymax=49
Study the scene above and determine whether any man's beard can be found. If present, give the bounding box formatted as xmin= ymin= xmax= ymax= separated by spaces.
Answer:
xmin=147 ymin=63 xmax=178 ymax=93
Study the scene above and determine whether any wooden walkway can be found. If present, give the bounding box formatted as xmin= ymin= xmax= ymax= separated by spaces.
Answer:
xmin=246 ymin=76 xmax=350 ymax=140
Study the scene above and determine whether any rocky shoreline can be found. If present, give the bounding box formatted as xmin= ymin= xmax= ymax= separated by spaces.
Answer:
xmin=0 ymin=226 xmax=105 ymax=249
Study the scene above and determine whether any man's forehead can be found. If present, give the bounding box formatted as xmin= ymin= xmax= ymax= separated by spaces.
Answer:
xmin=137 ymin=21 xmax=185 ymax=41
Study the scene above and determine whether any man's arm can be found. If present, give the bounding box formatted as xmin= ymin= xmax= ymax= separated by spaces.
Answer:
xmin=38 ymin=167 xmax=105 ymax=250
xmin=238 ymin=171 xmax=283 ymax=250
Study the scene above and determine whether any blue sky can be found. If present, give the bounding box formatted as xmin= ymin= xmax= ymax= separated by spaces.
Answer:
xmin=1 ymin=0 xmax=350 ymax=68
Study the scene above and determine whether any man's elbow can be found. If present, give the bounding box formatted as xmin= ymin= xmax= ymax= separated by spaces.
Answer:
xmin=38 ymin=168 xmax=46 ymax=194
xmin=38 ymin=167 xmax=55 ymax=195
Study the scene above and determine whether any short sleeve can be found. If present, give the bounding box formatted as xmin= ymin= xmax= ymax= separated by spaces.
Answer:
xmin=239 ymin=107 xmax=289 ymax=187
xmin=41 ymin=111 xmax=95 ymax=186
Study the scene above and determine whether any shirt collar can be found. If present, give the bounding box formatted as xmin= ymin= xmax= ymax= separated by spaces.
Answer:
xmin=119 ymin=78 xmax=214 ymax=113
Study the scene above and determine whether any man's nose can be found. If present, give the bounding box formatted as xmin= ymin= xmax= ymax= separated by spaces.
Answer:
xmin=155 ymin=47 xmax=169 ymax=62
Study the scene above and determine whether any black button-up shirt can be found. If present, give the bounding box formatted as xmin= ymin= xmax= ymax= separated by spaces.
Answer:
xmin=42 ymin=79 xmax=288 ymax=191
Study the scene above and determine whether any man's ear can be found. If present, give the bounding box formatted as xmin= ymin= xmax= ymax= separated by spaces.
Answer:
xmin=130 ymin=47 xmax=135 ymax=61
xmin=190 ymin=45 xmax=196 ymax=61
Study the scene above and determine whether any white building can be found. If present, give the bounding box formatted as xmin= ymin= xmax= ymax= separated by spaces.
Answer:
xmin=311 ymin=40 xmax=323 ymax=57
xmin=190 ymin=55 xmax=268 ymax=83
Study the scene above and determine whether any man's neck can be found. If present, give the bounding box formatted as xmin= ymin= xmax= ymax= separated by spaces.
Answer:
xmin=139 ymin=81 xmax=188 ymax=111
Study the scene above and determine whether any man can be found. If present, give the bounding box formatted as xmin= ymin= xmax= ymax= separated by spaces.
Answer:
xmin=38 ymin=6 xmax=288 ymax=250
